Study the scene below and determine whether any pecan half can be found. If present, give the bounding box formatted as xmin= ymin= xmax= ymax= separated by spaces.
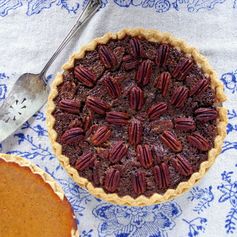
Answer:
xmin=128 ymin=119 xmax=143 ymax=145
xmin=195 ymin=108 xmax=218 ymax=122
xmin=83 ymin=113 xmax=94 ymax=131
xmin=98 ymin=45 xmax=117 ymax=69
xmin=155 ymin=44 xmax=169 ymax=67
xmin=153 ymin=163 xmax=170 ymax=189
xmin=135 ymin=60 xmax=153 ymax=86
xmin=129 ymin=86 xmax=144 ymax=111
xmin=74 ymin=65 xmax=96 ymax=87
xmin=187 ymin=132 xmax=210 ymax=151
xmin=86 ymin=96 xmax=110 ymax=115
xmin=103 ymin=76 xmax=121 ymax=98
xmin=190 ymin=79 xmax=209 ymax=96
xmin=104 ymin=168 xmax=120 ymax=192
xmin=130 ymin=38 xmax=144 ymax=58
xmin=172 ymin=154 xmax=193 ymax=176
xmin=109 ymin=141 xmax=128 ymax=163
xmin=91 ymin=125 xmax=111 ymax=146
xmin=106 ymin=111 xmax=129 ymax=125
xmin=136 ymin=144 xmax=153 ymax=168
xmin=75 ymin=151 xmax=96 ymax=171
xmin=174 ymin=117 xmax=196 ymax=131
xmin=147 ymin=102 xmax=168 ymax=121
xmin=58 ymin=99 xmax=81 ymax=114
xmin=61 ymin=127 xmax=84 ymax=145
xmin=171 ymin=86 xmax=189 ymax=108
xmin=172 ymin=58 xmax=193 ymax=80
xmin=160 ymin=130 xmax=182 ymax=152
xmin=154 ymin=71 xmax=171 ymax=96
xmin=132 ymin=171 xmax=146 ymax=195
xmin=61 ymin=81 xmax=77 ymax=99
xmin=122 ymin=55 xmax=138 ymax=71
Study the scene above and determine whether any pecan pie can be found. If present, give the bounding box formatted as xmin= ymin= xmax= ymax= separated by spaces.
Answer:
xmin=47 ymin=29 xmax=227 ymax=206
xmin=0 ymin=154 xmax=78 ymax=236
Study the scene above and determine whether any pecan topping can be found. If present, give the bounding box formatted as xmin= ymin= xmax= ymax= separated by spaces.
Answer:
xmin=130 ymin=38 xmax=144 ymax=58
xmin=104 ymin=168 xmax=120 ymax=192
xmin=61 ymin=127 xmax=84 ymax=145
xmin=132 ymin=171 xmax=146 ymax=195
xmin=171 ymin=86 xmax=189 ymax=108
xmin=98 ymin=45 xmax=117 ymax=69
xmin=128 ymin=119 xmax=143 ymax=145
xmin=195 ymin=108 xmax=218 ymax=122
xmin=155 ymin=44 xmax=169 ymax=67
xmin=187 ymin=132 xmax=210 ymax=151
xmin=106 ymin=111 xmax=129 ymax=125
xmin=61 ymin=81 xmax=76 ymax=99
xmin=103 ymin=76 xmax=121 ymax=98
xmin=190 ymin=79 xmax=209 ymax=96
xmin=122 ymin=55 xmax=138 ymax=71
xmin=91 ymin=125 xmax=111 ymax=146
xmin=172 ymin=154 xmax=193 ymax=176
xmin=75 ymin=151 xmax=96 ymax=171
xmin=172 ymin=58 xmax=193 ymax=80
xmin=151 ymin=120 xmax=174 ymax=134
xmin=174 ymin=117 xmax=196 ymax=131
xmin=109 ymin=141 xmax=128 ymax=163
xmin=147 ymin=102 xmax=167 ymax=121
xmin=135 ymin=60 xmax=153 ymax=86
xmin=83 ymin=113 xmax=94 ymax=131
xmin=86 ymin=96 xmax=110 ymax=115
xmin=154 ymin=71 xmax=171 ymax=96
xmin=160 ymin=131 xmax=182 ymax=152
xmin=74 ymin=65 xmax=96 ymax=87
xmin=153 ymin=163 xmax=170 ymax=189
xmin=58 ymin=99 xmax=81 ymax=114
xmin=129 ymin=86 xmax=144 ymax=111
xmin=136 ymin=144 xmax=153 ymax=168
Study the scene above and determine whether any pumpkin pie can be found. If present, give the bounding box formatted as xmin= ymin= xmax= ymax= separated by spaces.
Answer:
xmin=47 ymin=28 xmax=227 ymax=206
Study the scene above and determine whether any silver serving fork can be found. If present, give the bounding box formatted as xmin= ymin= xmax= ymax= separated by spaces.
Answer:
xmin=0 ymin=0 xmax=102 ymax=143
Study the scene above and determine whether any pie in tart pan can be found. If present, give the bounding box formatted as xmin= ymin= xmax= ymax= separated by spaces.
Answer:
xmin=0 ymin=153 xmax=78 ymax=237
xmin=47 ymin=28 xmax=227 ymax=206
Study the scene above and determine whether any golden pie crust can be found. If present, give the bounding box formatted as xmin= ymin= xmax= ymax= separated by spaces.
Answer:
xmin=0 ymin=153 xmax=78 ymax=236
xmin=47 ymin=28 xmax=228 ymax=206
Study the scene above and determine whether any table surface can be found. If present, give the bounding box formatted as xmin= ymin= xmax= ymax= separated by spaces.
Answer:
xmin=0 ymin=1 xmax=236 ymax=237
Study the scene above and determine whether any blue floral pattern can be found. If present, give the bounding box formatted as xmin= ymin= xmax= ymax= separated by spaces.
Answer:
xmin=183 ymin=217 xmax=208 ymax=237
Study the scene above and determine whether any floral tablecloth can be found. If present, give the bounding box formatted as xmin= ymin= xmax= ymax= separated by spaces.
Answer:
xmin=0 ymin=1 xmax=236 ymax=236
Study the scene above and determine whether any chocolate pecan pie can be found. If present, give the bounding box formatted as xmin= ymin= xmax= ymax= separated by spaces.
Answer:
xmin=47 ymin=29 xmax=227 ymax=206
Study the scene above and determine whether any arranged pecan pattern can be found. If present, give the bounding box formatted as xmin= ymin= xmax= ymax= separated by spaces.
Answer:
xmin=132 ymin=171 xmax=146 ymax=195
xmin=153 ymin=163 xmax=170 ymax=189
xmin=172 ymin=58 xmax=193 ymax=80
xmin=103 ymin=76 xmax=121 ymax=98
xmin=135 ymin=60 xmax=153 ymax=86
xmin=106 ymin=111 xmax=129 ymax=125
xmin=104 ymin=168 xmax=121 ymax=192
xmin=160 ymin=130 xmax=182 ymax=152
xmin=171 ymin=86 xmax=189 ymax=107
xmin=154 ymin=71 xmax=171 ymax=96
xmin=187 ymin=132 xmax=210 ymax=151
xmin=128 ymin=119 xmax=143 ymax=145
xmin=61 ymin=127 xmax=84 ymax=145
xmin=147 ymin=102 xmax=167 ymax=121
xmin=129 ymin=86 xmax=144 ymax=111
xmin=109 ymin=141 xmax=128 ymax=163
xmin=136 ymin=144 xmax=153 ymax=168
xmin=98 ymin=45 xmax=117 ymax=68
xmin=86 ymin=96 xmax=110 ymax=115
xmin=58 ymin=99 xmax=81 ymax=114
xmin=174 ymin=117 xmax=196 ymax=131
xmin=172 ymin=154 xmax=193 ymax=176
xmin=155 ymin=44 xmax=169 ymax=67
xmin=75 ymin=151 xmax=96 ymax=171
xmin=190 ymin=79 xmax=209 ymax=96
xmin=130 ymin=38 xmax=144 ymax=58
xmin=74 ymin=65 xmax=96 ymax=87
xmin=195 ymin=108 xmax=217 ymax=121
xmin=91 ymin=125 xmax=111 ymax=146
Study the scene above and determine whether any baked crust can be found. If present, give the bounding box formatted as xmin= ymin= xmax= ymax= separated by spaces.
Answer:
xmin=47 ymin=28 xmax=228 ymax=206
xmin=0 ymin=153 xmax=78 ymax=236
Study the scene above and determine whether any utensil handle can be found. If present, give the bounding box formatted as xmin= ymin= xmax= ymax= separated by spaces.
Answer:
xmin=40 ymin=0 xmax=101 ymax=77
